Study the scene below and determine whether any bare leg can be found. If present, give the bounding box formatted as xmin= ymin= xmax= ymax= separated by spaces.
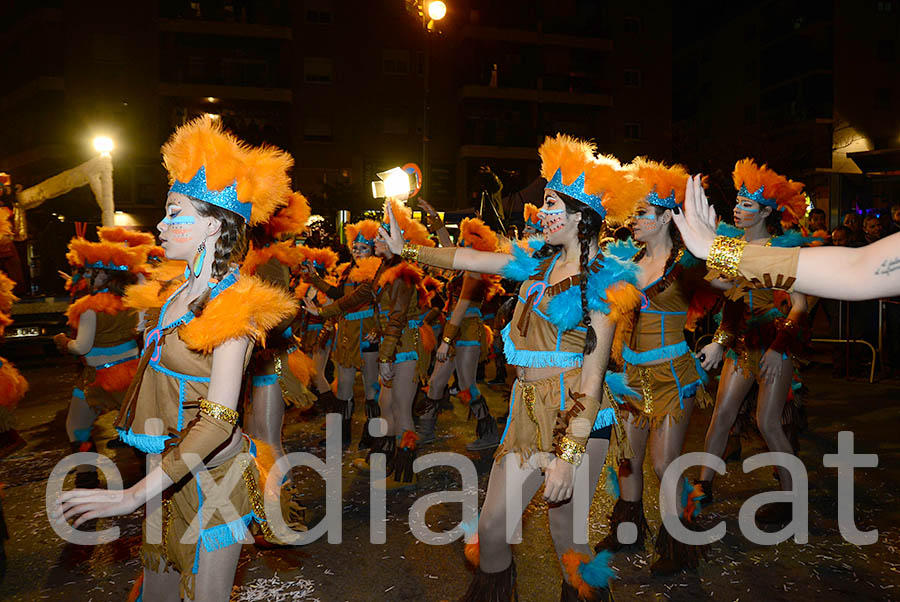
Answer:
xmin=477 ymin=454 xmax=544 ymax=573
xmin=246 ymin=383 xmax=286 ymax=458
xmin=619 ymin=417 xmax=650 ymax=502
xmin=389 ymin=360 xmax=418 ymax=435
xmin=649 ymin=398 xmax=695 ymax=514
xmin=184 ymin=541 xmax=242 ymax=602
xmin=336 ymin=364 xmax=357 ymax=401
xmin=312 ymin=348 xmax=330 ymax=394
xmin=379 ymin=378 xmax=395 ymax=438
xmin=362 ymin=351 xmax=379 ymax=400
xmin=755 ymin=357 xmax=795 ymax=490
xmin=65 ymin=396 xmax=97 ymax=443
xmin=141 ymin=563 xmax=181 ymax=602
xmin=426 ymin=356 xmax=454 ymax=402
xmin=455 ymin=346 xmax=481 ymax=396
xmin=700 ymin=358 xmax=755 ymax=482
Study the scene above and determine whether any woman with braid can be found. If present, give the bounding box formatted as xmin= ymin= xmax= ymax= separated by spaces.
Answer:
xmin=593 ymin=159 xmax=712 ymax=574
xmin=382 ymin=134 xmax=643 ymax=601
xmin=306 ymin=200 xmax=434 ymax=486
xmin=54 ymin=116 xmax=297 ymax=601
xmin=692 ymin=159 xmax=811 ymax=525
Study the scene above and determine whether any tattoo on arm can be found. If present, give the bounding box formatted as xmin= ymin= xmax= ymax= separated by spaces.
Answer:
xmin=875 ymin=257 xmax=900 ymax=277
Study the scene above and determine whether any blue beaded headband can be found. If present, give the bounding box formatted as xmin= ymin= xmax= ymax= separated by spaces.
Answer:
xmin=545 ymin=168 xmax=606 ymax=218
xmin=646 ymin=187 xmax=678 ymax=209
xmin=354 ymin=233 xmax=375 ymax=246
xmin=737 ymin=183 xmax=781 ymax=211
xmin=169 ymin=165 xmax=253 ymax=223
xmin=85 ymin=261 xmax=129 ymax=271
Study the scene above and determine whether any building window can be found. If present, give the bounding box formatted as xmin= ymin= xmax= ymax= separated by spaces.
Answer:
xmin=305 ymin=0 xmax=332 ymax=23
xmin=623 ymin=17 xmax=641 ymax=34
xmin=877 ymin=1 xmax=893 ymax=13
xmin=303 ymin=116 xmax=333 ymax=141
xmin=875 ymin=87 xmax=891 ymax=109
xmin=624 ymin=69 xmax=642 ymax=87
xmin=383 ymin=49 xmax=410 ymax=75
xmin=304 ymin=57 xmax=333 ymax=84
xmin=624 ymin=122 xmax=642 ymax=142
xmin=877 ymin=39 xmax=895 ymax=61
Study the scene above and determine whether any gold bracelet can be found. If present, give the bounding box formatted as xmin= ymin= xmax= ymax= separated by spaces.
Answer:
xmin=400 ymin=242 xmax=420 ymax=263
xmin=555 ymin=436 xmax=586 ymax=465
xmin=199 ymin=399 xmax=239 ymax=426
xmin=706 ymin=236 xmax=747 ymax=279
xmin=712 ymin=328 xmax=734 ymax=347
xmin=441 ymin=336 xmax=454 ymax=345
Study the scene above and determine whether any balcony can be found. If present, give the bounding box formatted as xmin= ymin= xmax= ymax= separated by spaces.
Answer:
xmin=461 ymin=25 xmax=613 ymax=51
xmin=158 ymin=18 xmax=292 ymax=40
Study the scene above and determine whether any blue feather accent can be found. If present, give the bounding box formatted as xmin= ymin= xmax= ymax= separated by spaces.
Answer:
xmin=605 ymin=370 xmax=637 ymax=399
xmin=73 ymin=427 xmax=92 ymax=443
xmin=578 ymin=549 xmax=617 ymax=588
xmin=585 ymin=253 xmax=641 ymax=315
xmin=716 ymin=223 xmax=744 ymax=238
xmin=592 ymin=407 xmax=618 ymax=431
xmin=678 ymin=249 xmax=701 ymax=268
xmin=546 ymin=285 xmax=583 ymax=332
xmin=460 ymin=515 xmax=479 ymax=542
xmin=770 ymin=229 xmax=819 ymax=248
xmin=116 ymin=428 xmax=169 ymax=454
xmin=199 ymin=514 xmax=254 ymax=553
xmin=680 ymin=475 xmax=691 ymax=510
xmin=527 ymin=236 xmax=546 ymax=252
xmin=604 ymin=465 xmax=620 ymax=500
xmin=501 ymin=243 xmax=542 ymax=282
xmin=604 ymin=237 xmax=640 ymax=261
xmin=501 ymin=324 xmax=583 ymax=367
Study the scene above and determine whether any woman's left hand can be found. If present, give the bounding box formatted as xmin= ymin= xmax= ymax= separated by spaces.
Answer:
xmin=52 ymin=487 xmax=142 ymax=528
xmin=377 ymin=202 xmax=406 ymax=256
xmin=379 ymin=361 xmax=394 ymax=384
xmin=543 ymin=457 xmax=575 ymax=503
xmin=435 ymin=341 xmax=451 ymax=363
xmin=303 ymin=298 xmax=320 ymax=316
xmin=671 ymin=174 xmax=718 ymax=259
xmin=759 ymin=348 xmax=785 ymax=384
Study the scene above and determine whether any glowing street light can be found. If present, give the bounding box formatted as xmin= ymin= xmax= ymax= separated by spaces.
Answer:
xmin=93 ymin=136 xmax=114 ymax=155
xmin=372 ymin=167 xmax=415 ymax=200
xmin=427 ymin=1 xmax=446 ymax=21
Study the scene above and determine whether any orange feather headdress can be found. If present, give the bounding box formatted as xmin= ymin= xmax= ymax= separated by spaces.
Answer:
xmin=383 ymin=199 xmax=434 ymax=247
xmin=523 ymin=203 xmax=543 ymax=231
xmin=298 ymin=246 xmax=338 ymax=273
xmin=161 ymin=115 xmax=293 ymax=226
xmin=345 ymin=219 xmax=381 ymax=249
xmin=732 ymin=158 xmax=806 ymax=227
xmin=539 ymin=134 xmax=646 ymax=225
xmin=0 ymin=272 xmax=17 ymax=314
xmin=66 ymin=238 xmax=148 ymax=273
xmin=628 ymin=157 xmax=691 ymax=209
xmin=0 ymin=207 xmax=13 ymax=241
xmin=97 ymin=226 xmax=156 ymax=248
xmin=265 ymin=191 xmax=311 ymax=240
xmin=458 ymin=217 xmax=498 ymax=252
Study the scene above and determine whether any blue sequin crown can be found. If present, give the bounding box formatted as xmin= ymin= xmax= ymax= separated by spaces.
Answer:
xmin=545 ymin=168 xmax=606 ymax=217
xmin=169 ymin=165 xmax=253 ymax=223
xmin=738 ymin=183 xmax=780 ymax=211
xmin=646 ymin=186 xmax=678 ymax=209
xmin=354 ymin=233 xmax=375 ymax=245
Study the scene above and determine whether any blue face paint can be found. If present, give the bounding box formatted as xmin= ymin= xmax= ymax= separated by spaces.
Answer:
xmin=540 ymin=208 xmax=566 ymax=215
xmin=633 ymin=213 xmax=657 ymax=221
xmin=162 ymin=215 xmax=196 ymax=225
xmin=735 ymin=198 xmax=760 ymax=213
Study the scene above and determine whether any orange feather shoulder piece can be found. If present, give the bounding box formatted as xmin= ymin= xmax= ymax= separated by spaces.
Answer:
xmin=348 ymin=256 xmax=382 ymax=284
xmin=180 ymin=275 xmax=298 ymax=354
xmin=265 ymin=191 xmax=311 ymax=239
xmin=66 ymin=292 xmax=127 ymax=328
xmin=0 ymin=272 xmax=18 ymax=314
xmin=242 ymin=241 xmax=303 ymax=276
xmin=459 ymin=217 xmax=498 ymax=252
xmin=124 ymin=280 xmax=173 ymax=312
xmin=378 ymin=261 xmax=424 ymax=289
xmin=97 ymin=226 xmax=156 ymax=248
xmin=0 ymin=357 xmax=28 ymax=409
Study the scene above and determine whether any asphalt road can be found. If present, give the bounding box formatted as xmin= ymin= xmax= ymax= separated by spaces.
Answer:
xmin=0 ymin=351 xmax=898 ymax=601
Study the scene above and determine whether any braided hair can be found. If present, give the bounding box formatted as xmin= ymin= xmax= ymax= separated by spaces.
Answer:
xmin=187 ymin=198 xmax=248 ymax=316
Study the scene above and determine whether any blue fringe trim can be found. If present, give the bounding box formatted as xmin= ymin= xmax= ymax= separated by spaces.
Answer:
xmin=592 ymin=407 xmax=618 ymax=431
xmin=501 ymin=242 xmax=542 ymax=282
xmin=716 ymin=223 xmax=744 ymax=238
xmin=72 ymin=388 xmax=85 ymax=400
xmin=73 ymin=427 xmax=92 ymax=443
xmin=501 ymin=324 xmax=583 ymax=368
xmin=604 ymin=370 xmax=637 ymax=400
xmin=116 ymin=428 xmax=169 ymax=454
xmin=579 ymin=549 xmax=617 ymax=588
xmin=467 ymin=383 xmax=481 ymax=399
xmin=395 ymin=351 xmax=418 ymax=363
xmin=604 ymin=464 xmax=620 ymax=500
xmin=252 ymin=374 xmax=278 ymax=387
xmin=199 ymin=513 xmax=254 ymax=553
xmin=604 ymin=237 xmax=640 ymax=261
xmin=622 ymin=341 xmax=689 ymax=365
xmin=456 ymin=340 xmax=481 ymax=347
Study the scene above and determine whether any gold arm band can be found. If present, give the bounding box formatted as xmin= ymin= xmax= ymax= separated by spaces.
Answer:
xmin=200 ymin=399 xmax=239 ymax=426
xmin=555 ymin=436 xmax=586 ymax=465
xmin=737 ymin=244 xmax=801 ymax=291
xmin=441 ymin=321 xmax=460 ymax=342
xmin=706 ymin=236 xmax=748 ymax=279
xmin=402 ymin=243 xmax=457 ymax=270
xmin=441 ymin=336 xmax=454 ymax=346
xmin=712 ymin=328 xmax=735 ymax=347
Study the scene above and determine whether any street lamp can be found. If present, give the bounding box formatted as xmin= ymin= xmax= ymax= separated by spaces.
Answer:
xmin=93 ymin=136 xmax=114 ymax=156
xmin=420 ymin=1 xmax=446 ymax=202
xmin=427 ymin=1 xmax=446 ymax=22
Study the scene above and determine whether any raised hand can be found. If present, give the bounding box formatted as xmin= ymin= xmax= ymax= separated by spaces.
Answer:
xmin=672 ymin=174 xmax=719 ymax=259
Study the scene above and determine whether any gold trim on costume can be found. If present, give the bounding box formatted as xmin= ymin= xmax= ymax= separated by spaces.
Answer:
xmin=400 ymin=242 xmax=420 ymax=263
xmin=242 ymin=464 xmax=274 ymax=540
xmin=555 ymin=436 xmax=586 ymax=465
xmin=707 ymin=235 xmax=747 ymax=278
xmin=522 ymin=383 xmax=540 ymax=448
xmin=199 ymin=399 xmax=239 ymax=426
xmin=639 ymin=367 xmax=653 ymax=416
xmin=712 ymin=327 xmax=735 ymax=347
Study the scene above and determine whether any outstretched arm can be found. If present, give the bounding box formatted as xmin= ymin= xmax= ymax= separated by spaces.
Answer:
xmin=379 ymin=203 xmax=512 ymax=275
xmin=672 ymin=175 xmax=900 ymax=300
